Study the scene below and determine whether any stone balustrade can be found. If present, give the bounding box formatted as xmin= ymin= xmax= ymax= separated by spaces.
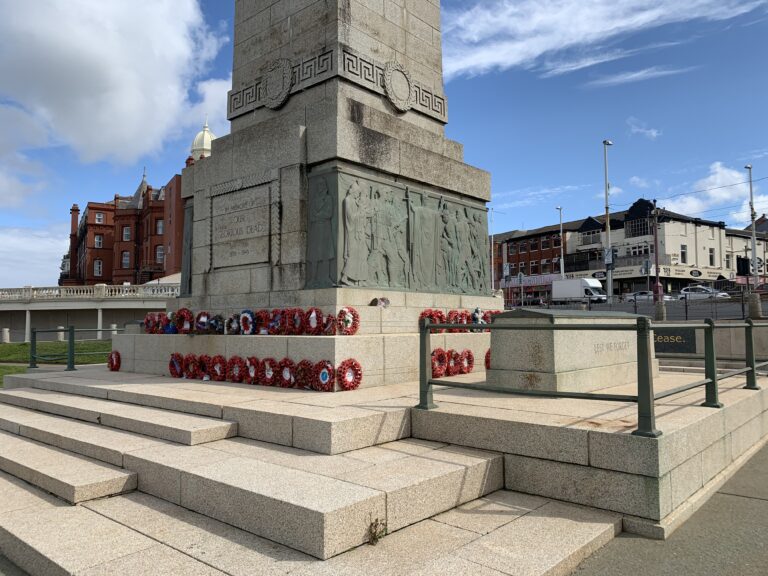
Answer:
xmin=0 ymin=284 xmax=179 ymax=302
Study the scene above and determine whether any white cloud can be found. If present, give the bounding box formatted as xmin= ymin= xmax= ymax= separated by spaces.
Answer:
xmin=443 ymin=0 xmax=766 ymax=80
xmin=491 ymin=184 xmax=589 ymax=210
xmin=185 ymin=74 xmax=233 ymax=141
xmin=663 ymin=162 xmax=754 ymax=224
xmin=626 ymin=116 xmax=663 ymax=140
xmin=587 ymin=66 xmax=696 ymax=87
xmin=0 ymin=0 xmax=229 ymax=167
xmin=629 ymin=176 xmax=650 ymax=188
xmin=0 ymin=225 xmax=69 ymax=287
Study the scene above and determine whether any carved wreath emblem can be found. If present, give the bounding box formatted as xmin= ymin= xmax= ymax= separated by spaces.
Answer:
xmin=383 ymin=61 xmax=414 ymax=113
xmin=263 ymin=58 xmax=294 ymax=110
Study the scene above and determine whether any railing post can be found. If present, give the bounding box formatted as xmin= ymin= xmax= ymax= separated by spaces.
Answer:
xmin=702 ymin=319 xmax=722 ymax=408
xmin=416 ymin=318 xmax=436 ymax=410
xmin=66 ymin=326 xmax=76 ymax=371
xmin=745 ymin=319 xmax=760 ymax=390
xmin=29 ymin=328 xmax=37 ymax=369
xmin=632 ymin=316 xmax=662 ymax=438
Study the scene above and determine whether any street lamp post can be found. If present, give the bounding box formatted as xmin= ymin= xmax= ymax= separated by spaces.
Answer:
xmin=652 ymin=199 xmax=663 ymax=302
xmin=603 ymin=140 xmax=614 ymax=303
xmin=746 ymin=164 xmax=759 ymax=290
xmin=556 ymin=206 xmax=565 ymax=279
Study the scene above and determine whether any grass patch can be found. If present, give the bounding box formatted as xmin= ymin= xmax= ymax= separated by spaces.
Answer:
xmin=0 ymin=365 xmax=27 ymax=388
xmin=0 ymin=340 xmax=112 ymax=365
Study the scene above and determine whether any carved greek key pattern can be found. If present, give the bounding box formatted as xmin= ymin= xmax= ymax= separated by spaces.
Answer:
xmin=340 ymin=48 xmax=447 ymax=123
xmin=228 ymin=50 xmax=335 ymax=120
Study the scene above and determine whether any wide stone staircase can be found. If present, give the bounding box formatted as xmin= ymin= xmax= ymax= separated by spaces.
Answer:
xmin=0 ymin=371 xmax=621 ymax=575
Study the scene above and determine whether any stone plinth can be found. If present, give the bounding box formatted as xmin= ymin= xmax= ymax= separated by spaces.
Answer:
xmin=487 ymin=309 xmax=657 ymax=393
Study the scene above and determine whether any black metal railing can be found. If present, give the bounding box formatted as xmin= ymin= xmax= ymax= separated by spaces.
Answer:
xmin=29 ymin=326 xmax=123 ymax=371
xmin=416 ymin=318 xmax=767 ymax=438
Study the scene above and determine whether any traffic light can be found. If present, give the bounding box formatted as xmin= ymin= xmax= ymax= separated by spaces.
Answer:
xmin=736 ymin=256 xmax=750 ymax=277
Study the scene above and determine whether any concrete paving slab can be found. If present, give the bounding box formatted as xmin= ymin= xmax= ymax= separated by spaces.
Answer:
xmin=84 ymin=492 xmax=314 ymax=576
xmin=0 ymin=388 xmax=236 ymax=445
xmin=0 ymin=505 xmax=155 ymax=576
xmin=433 ymin=490 xmax=550 ymax=535
xmin=76 ymin=543 xmax=228 ymax=575
xmin=0 ymin=431 xmax=136 ymax=504
xmin=0 ymin=471 xmax=60 ymax=515
xmin=456 ymin=501 xmax=621 ymax=576
xmin=719 ymin=439 xmax=768 ymax=500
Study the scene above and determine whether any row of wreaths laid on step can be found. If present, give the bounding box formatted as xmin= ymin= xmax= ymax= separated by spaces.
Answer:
xmin=431 ymin=348 xmax=492 ymax=379
xmin=144 ymin=307 xmax=360 ymax=337
xmin=165 ymin=354 xmax=363 ymax=392
xmin=418 ymin=309 xmax=503 ymax=333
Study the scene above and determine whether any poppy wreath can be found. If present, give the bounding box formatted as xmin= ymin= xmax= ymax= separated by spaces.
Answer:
xmin=286 ymin=308 xmax=306 ymax=335
xmin=144 ymin=312 xmax=157 ymax=334
xmin=295 ymin=359 xmax=315 ymax=389
xmin=431 ymin=348 xmax=447 ymax=379
xmin=164 ymin=318 xmax=178 ymax=334
xmin=445 ymin=349 xmax=461 ymax=376
xmin=198 ymin=354 xmax=212 ymax=380
xmin=245 ymin=356 xmax=261 ymax=385
xmin=210 ymin=355 xmax=227 ymax=382
xmin=169 ymin=353 xmax=184 ymax=378
xmin=312 ymin=360 xmax=336 ymax=392
xmin=447 ymin=310 xmax=461 ymax=333
xmin=461 ymin=310 xmax=473 ymax=333
xmin=182 ymin=354 xmax=201 ymax=380
xmin=337 ymin=358 xmax=363 ymax=391
xmin=322 ymin=313 xmax=337 ymax=335
xmin=107 ymin=351 xmax=121 ymax=372
xmin=226 ymin=314 xmax=241 ymax=335
xmin=337 ymin=306 xmax=360 ymax=336
xmin=254 ymin=310 xmax=271 ymax=335
xmin=460 ymin=349 xmax=475 ymax=374
xmin=175 ymin=308 xmax=194 ymax=334
xmin=277 ymin=358 xmax=296 ymax=388
xmin=227 ymin=356 xmax=247 ymax=383
xmin=260 ymin=357 xmax=279 ymax=386
xmin=431 ymin=309 xmax=447 ymax=333
xmin=156 ymin=312 xmax=170 ymax=334
xmin=239 ymin=310 xmax=256 ymax=335
xmin=195 ymin=311 xmax=212 ymax=334
xmin=419 ymin=309 xmax=435 ymax=325
xmin=209 ymin=315 xmax=225 ymax=335
xmin=304 ymin=307 xmax=324 ymax=335
xmin=485 ymin=349 xmax=491 ymax=370
xmin=268 ymin=309 xmax=287 ymax=335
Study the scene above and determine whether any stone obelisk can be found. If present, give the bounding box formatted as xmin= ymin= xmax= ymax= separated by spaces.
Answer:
xmin=180 ymin=0 xmax=494 ymax=310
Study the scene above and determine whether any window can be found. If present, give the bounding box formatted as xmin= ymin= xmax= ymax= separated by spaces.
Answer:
xmin=510 ymin=262 xmax=516 ymax=270
xmin=94 ymin=259 xmax=103 ymax=277
xmin=726 ymin=254 xmax=732 ymax=269
xmin=681 ymin=244 xmax=688 ymax=264
xmin=629 ymin=244 xmax=653 ymax=257
xmin=624 ymin=218 xmax=651 ymax=238
xmin=519 ymin=261 xmax=526 ymax=271
xmin=529 ymin=239 xmax=539 ymax=251
xmin=553 ymin=234 xmax=562 ymax=247
xmin=530 ymin=260 xmax=539 ymax=275
xmin=122 ymin=226 xmax=131 ymax=241
xmin=95 ymin=212 xmax=104 ymax=224
xmin=519 ymin=242 xmax=527 ymax=253
xmin=156 ymin=245 xmax=165 ymax=264
xmin=709 ymin=248 xmax=715 ymax=267
xmin=508 ymin=242 xmax=517 ymax=255
xmin=541 ymin=237 xmax=550 ymax=250
xmin=94 ymin=234 xmax=103 ymax=249
xmin=542 ymin=262 xmax=552 ymax=274
xmin=580 ymin=230 xmax=601 ymax=245
xmin=121 ymin=251 xmax=130 ymax=269
xmin=156 ymin=219 xmax=164 ymax=235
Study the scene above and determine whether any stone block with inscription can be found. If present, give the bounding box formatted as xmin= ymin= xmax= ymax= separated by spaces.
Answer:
xmin=487 ymin=310 xmax=659 ymax=393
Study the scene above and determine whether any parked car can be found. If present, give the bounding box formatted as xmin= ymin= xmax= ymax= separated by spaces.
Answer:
xmin=678 ymin=285 xmax=730 ymax=300
xmin=624 ymin=290 xmax=674 ymax=302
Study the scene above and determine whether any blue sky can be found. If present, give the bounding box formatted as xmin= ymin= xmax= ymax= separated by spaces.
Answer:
xmin=0 ymin=0 xmax=766 ymax=286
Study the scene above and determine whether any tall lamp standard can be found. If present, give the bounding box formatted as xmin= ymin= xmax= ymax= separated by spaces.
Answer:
xmin=556 ymin=206 xmax=565 ymax=278
xmin=746 ymin=164 xmax=759 ymax=290
xmin=602 ymin=140 xmax=614 ymax=302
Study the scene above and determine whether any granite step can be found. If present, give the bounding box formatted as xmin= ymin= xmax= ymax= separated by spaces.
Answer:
xmin=124 ymin=438 xmax=503 ymax=559
xmin=0 ymin=431 xmax=136 ymax=504
xmin=0 ymin=388 xmax=237 ymax=445
xmin=0 ymin=403 xmax=168 ymax=467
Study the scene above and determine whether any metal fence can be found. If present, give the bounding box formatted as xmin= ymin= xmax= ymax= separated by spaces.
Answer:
xmin=29 ymin=326 xmax=122 ymax=371
xmin=416 ymin=318 xmax=767 ymax=438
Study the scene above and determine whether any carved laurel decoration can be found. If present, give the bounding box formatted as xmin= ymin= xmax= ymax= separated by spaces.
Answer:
xmin=383 ymin=61 xmax=414 ymax=113
xmin=264 ymin=58 xmax=294 ymax=110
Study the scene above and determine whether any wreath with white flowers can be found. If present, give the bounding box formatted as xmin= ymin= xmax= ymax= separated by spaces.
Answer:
xmin=445 ymin=349 xmax=461 ymax=376
xmin=260 ymin=357 xmax=279 ymax=386
xmin=277 ymin=358 xmax=296 ymax=388
xmin=169 ymin=353 xmax=184 ymax=378
xmin=239 ymin=310 xmax=255 ymax=335
xmin=227 ymin=356 xmax=247 ymax=383
xmin=459 ymin=349 xmax=475 ymax=374
xmin=304 ymin=307 xmax=324 ymax=336
xmin=337 ymin=358 xmax=363 ymax=391
xmin=337 ymin=307 xmax=360 ymax=336
xmin=174 ymin=308 xmax=194 ymax=334
xmin=245 ymin=356 xmax=261 ymax=385
xmin=210 ymin=355 xmax=227 ymax=382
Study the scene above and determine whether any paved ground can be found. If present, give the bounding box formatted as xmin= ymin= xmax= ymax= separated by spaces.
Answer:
xmin=573 ymin=443 xmax=768 ymax=576
xmin=0 ymin=554 xmax=25 ymax=576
